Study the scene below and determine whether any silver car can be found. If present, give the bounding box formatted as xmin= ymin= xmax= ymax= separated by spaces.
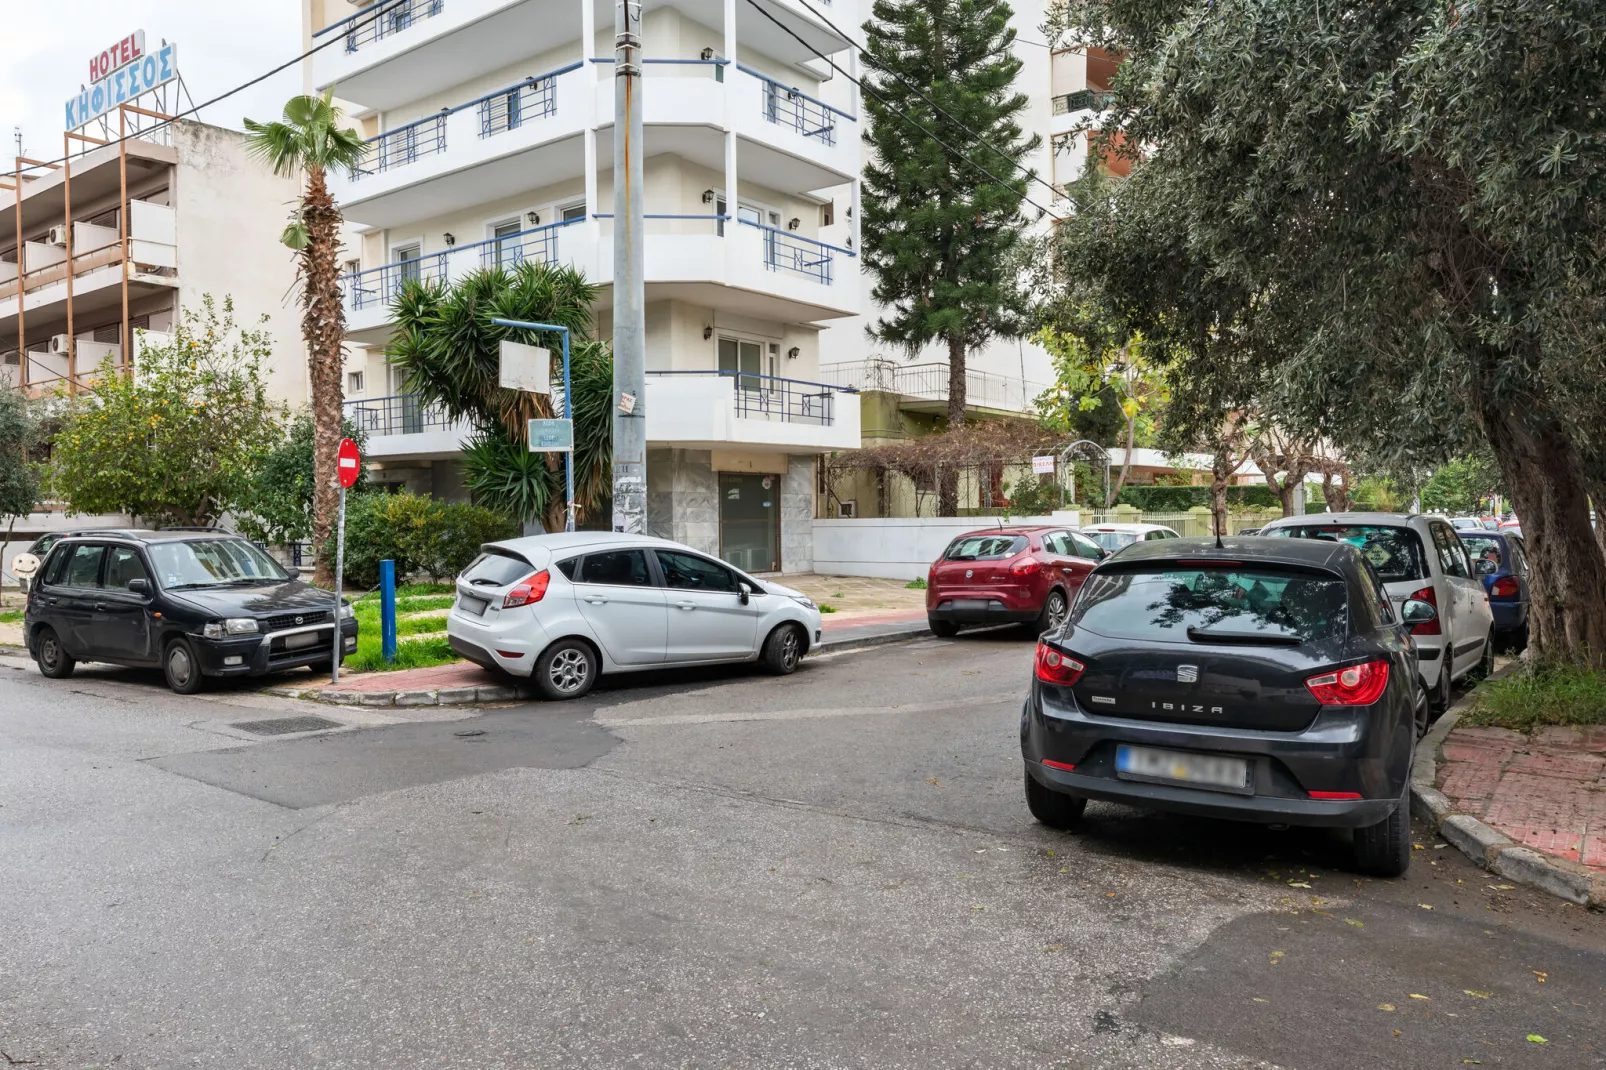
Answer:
xmin=446 ymin=532 xmax=823 ymax=700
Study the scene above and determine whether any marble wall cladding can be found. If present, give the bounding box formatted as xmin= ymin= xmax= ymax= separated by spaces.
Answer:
xmin=781 ymin=454 xmax=816 ymax=574
xmin=647 ymin=450 xmax=676 ymax=538
xmin=672 ymin=449 xmax=720 ymax=556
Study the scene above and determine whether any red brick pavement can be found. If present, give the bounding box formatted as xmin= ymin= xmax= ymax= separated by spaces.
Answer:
xmin=1437 ymin=724 xmax=1606 ymax=873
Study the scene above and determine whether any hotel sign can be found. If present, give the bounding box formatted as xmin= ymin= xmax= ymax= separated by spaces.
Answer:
xmin=65 ymin=32 xmax=178 ymax=130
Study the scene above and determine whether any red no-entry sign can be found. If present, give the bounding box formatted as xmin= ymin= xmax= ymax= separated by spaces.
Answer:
xmin=337 ymin=438 xmax=362 ymax=488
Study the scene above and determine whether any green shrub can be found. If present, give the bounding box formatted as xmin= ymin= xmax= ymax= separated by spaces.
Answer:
xmin=1003 ymin=475 xmax=1067 ymax=516
xmin=1461 ymin=665 xmax=1606 ymax=731
xmin=340 ymin=491 xmax=517 ymax=588
xmin=1115 ymin=484 xmax=1282 ymax=511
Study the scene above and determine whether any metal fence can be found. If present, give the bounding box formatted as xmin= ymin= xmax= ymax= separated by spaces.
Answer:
xmin=355 ymin=113 xmax=448 ymax=178
xmin=478 ymin=74 xmax=559 ymax=137
xmin=340 ymin=0 xmax=444 ymax=53
xmin=820 ymin=359 xmax=1050 ymax=416
xmin=344 ymin=394 xmax=458 ymax=437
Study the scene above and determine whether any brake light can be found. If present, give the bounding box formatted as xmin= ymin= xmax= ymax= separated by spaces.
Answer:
xmin=1305 ymin=659 xmax=1390 ymax=705
xmin=1406 ymin=585 xmax=1440 ymax=635
xmin=502 ymin=570 xmax=551 ymax=608
xmin=1491 ymin=576 xmax=1519 ymax=598
xmin=1011 ymin=555 xmax=1042 ymax=576
xmin=1035 ymin=641 xmax=1085 ymax=684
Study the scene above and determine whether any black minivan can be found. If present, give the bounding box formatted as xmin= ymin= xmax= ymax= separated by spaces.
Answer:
xmin=24 ymin=530 xmax=358 ymax=694
xmin=1022 ymin=537 xmax=1428 ymax=875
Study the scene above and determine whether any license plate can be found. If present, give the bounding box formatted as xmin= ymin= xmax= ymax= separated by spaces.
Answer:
xmin=283 ymin=632 xmax=320 ymax=650
xmin=458 ymin=594 xmax=488 ymax=617
xmin=1116 ymin=745 xmax=1250 ymax=793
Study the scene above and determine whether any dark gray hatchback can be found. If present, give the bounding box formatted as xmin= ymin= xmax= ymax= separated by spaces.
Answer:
xmin=1021 ymin=537 xmax=1427 ymax=875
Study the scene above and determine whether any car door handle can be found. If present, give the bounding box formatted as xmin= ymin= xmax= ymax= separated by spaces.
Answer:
xmin=674 ymin=601 xmax=697 ymax=610
xmin=95 ymin=603 xmax=109 ymax=611
xmin=583 ymin=596 xmax=609 ymax=605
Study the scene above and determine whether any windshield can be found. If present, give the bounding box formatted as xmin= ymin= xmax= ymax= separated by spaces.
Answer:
xmin=1262 ymin=524 xmax=1426 ymax=583
xmin=943 ymin=535 xmax=1027 ymax=561
xmin=1072 ymin=565 xmax=1348 ymax=643
xmin=148 ymin=539 xmax=290 ymax=588
xmin=1461 ymin=535 xmax=1503 ymax=569
xmin=1086 ymin=530 xmax=1139 ymax=551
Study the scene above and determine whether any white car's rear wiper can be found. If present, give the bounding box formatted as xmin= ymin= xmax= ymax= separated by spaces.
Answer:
xmin=467 ymin=578 xmax=504 ymax=587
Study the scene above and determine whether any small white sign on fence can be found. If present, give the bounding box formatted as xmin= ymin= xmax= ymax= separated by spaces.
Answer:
xmin=1031 ymin=455 xmax=1056 ymax=475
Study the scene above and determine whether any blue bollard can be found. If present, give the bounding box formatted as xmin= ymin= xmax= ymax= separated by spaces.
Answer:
xmin=380 ymin=559 xmax=397 ymax=664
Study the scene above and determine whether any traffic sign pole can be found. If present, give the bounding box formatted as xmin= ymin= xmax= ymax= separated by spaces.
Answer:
xmin=331 ymin=438 xmax=362 ymax=684
xmin=490 ymin=318 xmax=574 ymax=531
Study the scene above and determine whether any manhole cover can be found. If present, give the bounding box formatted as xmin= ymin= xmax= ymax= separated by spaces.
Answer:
xmin=230 ymin=715 xmax=344 ymax=736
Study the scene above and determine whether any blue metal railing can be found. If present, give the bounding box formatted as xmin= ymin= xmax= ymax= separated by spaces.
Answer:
xmin=647 ymin=370 xmax=856 ymax=426
xmin=480 ymin=217 xmax=584 ymax=269
xmin=739 ymin=218 xmax=854 ymax=284
xmin=738 ymin=64 xmax=854 ymax=145
xmin=340 ymin=251 xmax=449 ymax=311
xmin=349 ymin=61 xmax=582 ymax=177
xmin=353 ymin=112 xmax=447 ymax=178
xmin=326 ymin=0 xmax=444 ymax=53
xmin=478 ymin=74 xmax=559 ymax=137
xmin=343 ymin=394 xmax=458 ymax=437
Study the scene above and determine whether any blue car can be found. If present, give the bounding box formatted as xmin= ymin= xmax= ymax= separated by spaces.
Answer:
xmin=1458 ymin=530 xmax=1530 ymax=648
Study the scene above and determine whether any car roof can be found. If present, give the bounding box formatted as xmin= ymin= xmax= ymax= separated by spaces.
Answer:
xmin=55 ymin=529 xmax=243 ymax=544
xmin=1097 ymin=535 xmax=1359 ymax=572
xmin=1083 ymin=523 xmax=1174 ymax=534
xmin=950 ymin=525 xmax=1061 ymax=538
xmin=488 ymin=531 xmax=696 ymax=556
xmin=1261 ymin=511 xmax=1427 ymax=528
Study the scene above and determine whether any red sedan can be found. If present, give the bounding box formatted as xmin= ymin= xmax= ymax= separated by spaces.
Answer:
xmin=926 ymin=526 xmax=1107 ymax=638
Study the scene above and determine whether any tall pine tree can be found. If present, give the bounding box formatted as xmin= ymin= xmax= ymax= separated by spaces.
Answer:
xmin=860 ymin=0 xmax=1039 ymax=511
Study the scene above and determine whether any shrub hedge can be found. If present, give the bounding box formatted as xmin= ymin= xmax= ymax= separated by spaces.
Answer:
xmin=341 ymin=491 xmax=518 ymax=588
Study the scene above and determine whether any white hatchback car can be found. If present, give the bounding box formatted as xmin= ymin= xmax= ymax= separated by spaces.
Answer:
xmin=1259 ymin=512 xmax=1495 ymax=714
xmin=447 ymin=532 xmax=823 ymax=700
xmin=1082 ymin=523 xmax=1183 ymax=554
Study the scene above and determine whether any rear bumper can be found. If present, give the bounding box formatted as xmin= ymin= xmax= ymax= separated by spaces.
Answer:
xmin=1021 ymin=688 xmax=1410 ymax=829
xmin=1490 ymin=600 xmax=1527 ymax=632
xmin=928 ymin=598 xmax=1039 ymax=625
xmin=447 ymin=606 xmax=549 ymax=678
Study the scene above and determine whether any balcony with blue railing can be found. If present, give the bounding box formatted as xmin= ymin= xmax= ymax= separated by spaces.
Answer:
xmin=645 ymin=370 xmax=862 ymax=450
xmin=740 ymin=219 xmax=848 ymax=286
xmin=353 ymin=112 xmax=448 ymax=179
xmin=317 ymin=0 xmax=445 ymax=55
xmin=738 ymin=65 xmax=851 ymax=146
xmin=343 ymin=393 xmax=475 ymax=458
xmin=339 ymin=250 xmax=449 ymax=312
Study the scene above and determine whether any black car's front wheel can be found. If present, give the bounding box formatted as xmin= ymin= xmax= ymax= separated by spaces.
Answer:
xmin=34 ymin=626 xmax=75 ymax=679
xmin=163 ymin=638 xmax=206 ymax=695
xmin=1025 ymin=768 xmax=1087 ymax=830
xmin=1353 ymin=779 xmax=1411 ymax=877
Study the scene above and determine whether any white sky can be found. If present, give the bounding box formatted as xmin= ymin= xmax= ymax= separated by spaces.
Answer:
xmin=1 ymin=1 xmax=302 ymax=167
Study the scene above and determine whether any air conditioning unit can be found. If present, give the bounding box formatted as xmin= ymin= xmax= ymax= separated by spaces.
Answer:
xmin=46 ymin=225 xmax=70 ymax=247
xmin=48 ymin=334 xmax=72 ymax=354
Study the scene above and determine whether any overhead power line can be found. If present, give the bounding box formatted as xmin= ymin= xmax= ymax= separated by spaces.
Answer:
xmin=740 ymin=0 xmax=1064 ymax=221
xmin=789 ymin=0 xmax=1068 ymax=206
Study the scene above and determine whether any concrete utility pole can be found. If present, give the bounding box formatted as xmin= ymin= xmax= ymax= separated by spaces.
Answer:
xmin=611 ymin=0 xmax=647 ymax=533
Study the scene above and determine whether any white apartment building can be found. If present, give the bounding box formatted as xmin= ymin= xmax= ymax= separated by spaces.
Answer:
xmin=301 ymin=0 xmax=1107 ymax=571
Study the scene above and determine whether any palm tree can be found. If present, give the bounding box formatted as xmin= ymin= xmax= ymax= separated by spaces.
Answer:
xmin=243 ymin=92 xmax=366 ymax=586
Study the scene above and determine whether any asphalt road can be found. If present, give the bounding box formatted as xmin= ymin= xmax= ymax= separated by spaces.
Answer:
xmin=1 ymin=633 xmax=1602 ymax=1070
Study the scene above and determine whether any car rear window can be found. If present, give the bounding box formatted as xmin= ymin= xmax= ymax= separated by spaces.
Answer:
xmin=1262 ymin=524 xmax=1426 ymax=583
xmin=943 ymin=535 xmax=1027 ymax=561
xmin=1086 ymin=530 xmax=1139 ymax=552
xmin=1461 ymin=535 xmax=1503 ymax=569
xmin=461 ymin=550 xmax=534 ymax=587
xmin=1071 ymin=565 xmax=1348 ymax=643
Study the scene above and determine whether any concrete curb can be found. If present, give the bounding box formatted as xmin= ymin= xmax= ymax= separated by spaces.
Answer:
xmin=1409 ymin=669 xmax=1606 ymax=909
xmin=264 ymin=622 xmax=937 ymax=709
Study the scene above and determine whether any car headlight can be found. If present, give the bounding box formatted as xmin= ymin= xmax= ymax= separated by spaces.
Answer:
xmin=791 ymin=595 xmax=817 ymax=611
xmin=339 ymin=602 xmax=355 ymax=619
xmin=203 ymin=618 xmax=260 ymax=639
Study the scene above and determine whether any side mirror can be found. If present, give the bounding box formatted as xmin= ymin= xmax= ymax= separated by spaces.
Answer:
xmin=1095 ymin=547 xmax=1109 ymax=561
xmin=1475 ymin=559 xmax=1497 ymax=576
xmin=1401 ymin=598 xmax=1437 ymax=625
xmin=127 ymin=578 xmax=150 ymax=596
xmin=738 ymin=581 xmax=752 ymax=606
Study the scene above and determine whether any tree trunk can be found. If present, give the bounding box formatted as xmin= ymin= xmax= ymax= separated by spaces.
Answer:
xmin=301 ymin=165 xmax=348 ymax=589
xmin=1482 ymin=401 xmax=1606 ymax=665
xmin=1105 ymin=411 xmax=1137 ymax=508
xmin=939 ymin=336 xmax=966 ymax=515
xmin=1209 ymin=446 xmax=1232 ymax=535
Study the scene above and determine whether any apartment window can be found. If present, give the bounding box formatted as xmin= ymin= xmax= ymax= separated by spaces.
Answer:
xmin=391 ymin=243 xmax=421 ymax=286
xmin=347 ymin=371 xmax=365 ymax=395
xmin=821 ymin=201 xmax=835 ymax=227
xmin=560 ymin=203 xmax=586 ymax=223
xmin=491 ymin=219 xmax=522 ymax=268
xmin=714 ymin=197 xmax=766 ymax=237
xmin=718 ymin=337 xmax=765 ymax=393
xmin=343 ymin=258 xmax=361 ymax=277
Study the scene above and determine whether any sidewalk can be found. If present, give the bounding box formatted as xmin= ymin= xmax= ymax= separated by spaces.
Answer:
xmin=266 ymin=610 xmax=934 ymax=708
xmin=1435 ymin=724 xmax=1606 ymax=872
